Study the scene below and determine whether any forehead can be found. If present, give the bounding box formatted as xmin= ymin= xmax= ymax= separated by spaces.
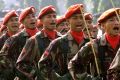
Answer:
xmin=26 ymin=13 xmax=35 ymax=16
xmin=108 ymin=15 xmax=120 ymax=19
xmin=9 ymin=16 xmax=18 ymax=20
xmin=44 ymin=12 xmax=56 ymax=16
xmin=71 ymin=13 xmax=83 ymax=17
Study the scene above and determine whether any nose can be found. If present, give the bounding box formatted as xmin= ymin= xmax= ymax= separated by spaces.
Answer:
xmin=77 ymin=17 xmax=83 ymax=22
xmin=13 ymin=20 xmax=19 ymax=25
xmin=114 ymin=19 xmax=120 ymax=25
xmin=51 ymin=17 xmax=56 ymax=24
xmin=51 ymin=16 xmax=56 ymax=21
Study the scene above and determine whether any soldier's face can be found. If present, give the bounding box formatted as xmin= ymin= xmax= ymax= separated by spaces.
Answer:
xmin=86 ymin=20 xmax=93 ymax=30
xmin=56 ymin=21 xmax=68 ymax=32
xmin=6 ymin=16 xmax=19 ymax=33
xmin=41 ymin=13 xmax=56 ymax=31
xmin=91 ymin=28 xmax=98 ymax=38
xmin=67 ymin=14 xmax=85 ymax=32
xmin=102 ymin=16 xmax=120 ymax=36
xmin=83 ymin=27 xmax=91 ymax=38
xmin=23 ymin=13 xmax=37 ymax=29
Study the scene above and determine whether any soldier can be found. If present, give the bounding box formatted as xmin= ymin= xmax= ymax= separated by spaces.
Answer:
xmin=16 ymin=5 xmax=61 ymax=80
xmin=56 ymin=16 xmax=69 ymax=35
xmin=0 ymin=10 xmax=19 ymax=50
xmin=38 ymin=4 xmax=91 ymax=80
xmin=91 ymin=25 xmax=98 ymax=39
xmin=83 ymin=13 xmax=94 ymax=39
xmin=0 ymin=10 xmax=19 ymax=80
xmin=0 ymin=6 xmax=38 ymax=80
xmin=68 ymin=8 xmax=120 ymax=80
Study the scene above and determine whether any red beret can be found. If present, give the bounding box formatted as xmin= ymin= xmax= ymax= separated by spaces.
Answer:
xmin=3 ymin=10 xmax=18 ymax=25
xmin=19 ymin=6 xmax=35 ymax=23
xmin=65 ymin=4 xmax=84 ymax=19
xmin=57 ymin=16 xmax=66 ymax=26
xmin=36 ymin=20 xmax=43 ymax=28
xmin=84 ymin=13 xmax=93 ymax=20
xmin=38 ymin=5 xmax=56 ymax=19
xmin=98 ymin=8 xmax=120 ymax=24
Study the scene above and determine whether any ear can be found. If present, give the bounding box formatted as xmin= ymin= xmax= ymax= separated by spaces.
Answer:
xmin=66 ymin=19 xmax=70 ymax=26
xmin=5 ymin=22 xmax=9 ymax=27
xmin=101 ymin=22 xmax=106 ymax=30
xmin=66 ymin=19 xmax=69 ymax=23
xmin=21 ymin=20 xmax=24 ymax=24
xmin=40 ymin=19 xmax=43 ymax=23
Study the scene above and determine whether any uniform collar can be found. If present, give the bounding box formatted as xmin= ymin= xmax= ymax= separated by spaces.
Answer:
xmin=21 ymin=29 xmax=30 ymax=37
xmin=36 ymin=29 xmax=62 ymax=38
xmin=65 ymin=31 xmax=74 ymax=41
xmin=66 ymin=30 xmax=85 ymax=41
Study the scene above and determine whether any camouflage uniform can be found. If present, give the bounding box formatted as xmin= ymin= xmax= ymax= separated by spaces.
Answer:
xmin=16 ymin=30 xmax=61 ymax=80
xmin=0 ymin=29 xmax=32 ymax=80
xmin=0 ymin=32 xmax=10 ymax=50
xmin=38 ymin=31 xmax=89 ymax=80
xmin=68 ymin=34 xmax=120 ymax=80
xmin=0 ymin=32 xmax=11 ymax=80
xmin=108 ymin=46 xmax=120 ymax=80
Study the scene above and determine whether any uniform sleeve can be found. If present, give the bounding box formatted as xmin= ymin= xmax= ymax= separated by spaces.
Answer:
xmin=108 ymin=48 xmax=120 ymax=79
xmin=0 ymin=36 xmax=15 ymax=58
xmin=0 ymin=36 xmax=4 ymax=50
xmin=109 ymin=48 xmax=120 ymax=70
xmin=16 ymin=38 xmax=38 ymax=80
xmin=0 ymin=37 xmax=15 ymax=70
xmin=68 ymin=42 xmax=93 ymax=79
xmin=38 ymin=39 xmax=58 ymax=79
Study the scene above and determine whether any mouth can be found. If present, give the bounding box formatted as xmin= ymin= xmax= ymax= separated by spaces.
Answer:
xmin=113 ymin=27 xmax=119 ymax=31
xmin=30 ymin=22 xmax=36 ymax=25
xmin=12 ymin=26 xmax=18 ymax=28
xmin=50 ymin=23 xmax=56 ymax=25
xmin=76 ymin=24 xmax=83 ymax=28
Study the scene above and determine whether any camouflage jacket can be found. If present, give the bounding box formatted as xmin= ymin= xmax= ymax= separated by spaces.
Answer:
xmin=0 ymin=29 xmax=32 ymax=64
xmin=38 ymin=31 xmax=89 ymax=80
xmin=68 ymin=34 xmax=120 ymax=80
xmin=16 ymin=30 xmax=61 ymax=80
xmin=0 ymin=32 xmax=10 ymax=50
xmin=108 ymin=47 xmax=120 ymax=80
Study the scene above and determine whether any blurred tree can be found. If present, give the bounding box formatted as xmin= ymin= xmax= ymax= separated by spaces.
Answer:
xmin=18 ymin=0 xmax=40 ymax=15
xmin=0 ymin=0 xmax=5 ymax=10
xmin=93 ymin=0 xmax=120 ymax=23
xmin=66 ymin=0 xmax=84 ymax=8
xmin=93 ymin=0 xmax=120 ymax=13
xmin=84 ymin=0 xmax=94 ymax=13
xmin=39 ymin=0 xmax=60 ymax=15
xmin=114 ymin=0 xmax=120 ymax=7
xmin=93 ymin=0 xmax=101 ymax=13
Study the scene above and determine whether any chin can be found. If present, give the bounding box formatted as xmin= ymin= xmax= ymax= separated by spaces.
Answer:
xmin=111 ymin=34 xmax=119 ymax=36
xmin=29 ymin=27 xmax=36 ymax=29
xmin=49 ymin=28 xmax=55 ymax=31
xmin=76 ymin=30 xmax=82 ymax=32
xmin=49 ymin=27 xmax=55 ymax=30
xmin=12 ymin=31 xmax=18 ymax=33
